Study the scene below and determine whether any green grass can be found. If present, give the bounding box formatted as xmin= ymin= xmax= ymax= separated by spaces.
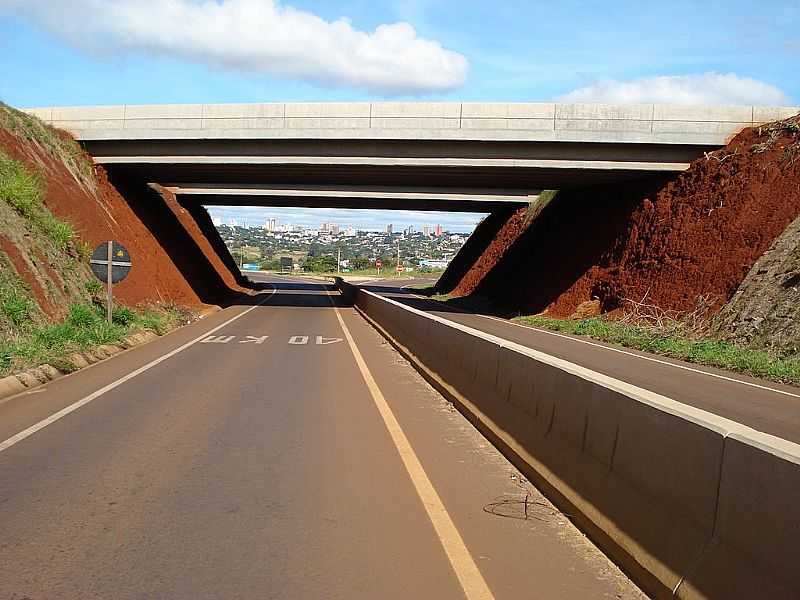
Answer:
xmin=0 ymin=151 xmax=74 ymax=249
xmin=513 ymin=315 xmax=800 ymax=386
xmin=0 ymin=151 xmax=41 ymax=214
xmin=0 ymin=300 xmax=189 ymax=378
xmin=525 ymin=189 xmax=559 ymax=224
xmin=261 ymin=269 xmax=375 ymax=278
xmin=0 ymin=102 xmax=95 ymax=192
xmin=301 ymin=268 xmax=443 ymax=279
xmin=1 ymin=289 xmax=33 ymax=327
xmin=406 ymin=283 xmax=437 ymax=290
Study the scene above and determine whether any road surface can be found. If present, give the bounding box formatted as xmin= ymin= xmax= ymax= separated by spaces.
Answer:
xmin=360 ymin=277 xmax=800 ymax=444
xmin=0 ymin=276 xmax=643 ymax=599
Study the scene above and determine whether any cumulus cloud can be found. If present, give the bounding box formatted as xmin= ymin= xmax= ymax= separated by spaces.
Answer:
xmin=559 ymin=73 xmax=791 ymax=105
xmin=0 ymin=0 xmax=468 ymax=95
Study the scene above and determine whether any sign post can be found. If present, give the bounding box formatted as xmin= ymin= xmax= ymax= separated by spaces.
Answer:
xmin=106 ymin=241 xmax=113 ymax=324
xmin=396 ymin=241 xmax=401 ymax=278
xmin=90 ymin=241 xmax=132 ymax=324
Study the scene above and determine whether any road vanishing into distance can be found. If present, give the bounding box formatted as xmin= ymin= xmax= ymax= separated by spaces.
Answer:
xmin=0 ymin=275 xmax=644 ymax=600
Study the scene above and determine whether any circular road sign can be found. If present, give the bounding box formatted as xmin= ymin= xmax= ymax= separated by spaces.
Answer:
xmin=376 ymin=259 xmax=383 ymax=268
xmin=90 ymin=241 xmax=132 ymax=284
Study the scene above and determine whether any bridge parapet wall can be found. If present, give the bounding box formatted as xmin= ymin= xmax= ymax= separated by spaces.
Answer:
xmin=23 ymin=103 xmax=800 ymax=145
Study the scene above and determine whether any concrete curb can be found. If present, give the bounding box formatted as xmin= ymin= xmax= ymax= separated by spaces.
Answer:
xmin=337 ymin=279 xmax=800 ymax=600
xmin=0 ymin=330 xmax=162 ymax=404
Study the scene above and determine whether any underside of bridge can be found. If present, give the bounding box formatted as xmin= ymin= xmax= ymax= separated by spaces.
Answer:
xmin=86 ymin=137 xmax=705 ymax=213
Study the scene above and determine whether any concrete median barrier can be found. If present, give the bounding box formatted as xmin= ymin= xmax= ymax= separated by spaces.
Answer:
xmin=335 ymin=279 xmax=800 ymax=599
xmin=676 ymin=432 xmax=800 ymax=600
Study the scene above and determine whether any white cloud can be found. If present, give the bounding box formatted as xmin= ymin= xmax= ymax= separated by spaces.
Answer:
xmin=559 ymin=73 xmax=791 ymax=105
xmin=0 ymin=0 xmax=468 ymax=95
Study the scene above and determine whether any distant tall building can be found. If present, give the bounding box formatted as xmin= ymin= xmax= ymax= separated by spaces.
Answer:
xmin=229 ymin=218 xmax=238 ymax=227
xmin=386 ymin=224 xmax=393 ymax=234
xmin=435 ymin=224 xmax=443 ymax=237
xmin=320 ymin=222 xmax=340 ymax=233
xmin=422 ymin=225 xmax=431 ymax=237
xmin=265 ymin=218 xmax=277 ymax=232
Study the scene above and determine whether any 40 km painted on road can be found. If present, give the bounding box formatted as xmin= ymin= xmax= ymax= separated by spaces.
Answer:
xmin=199 ymin=335 xmax=343 ymax=345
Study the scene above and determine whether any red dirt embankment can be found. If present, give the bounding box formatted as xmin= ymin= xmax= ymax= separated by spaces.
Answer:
xmin=0 ymin=128 xmax=244 ymax=308
xmin=451 ymin=115 xmax=800 ymax=318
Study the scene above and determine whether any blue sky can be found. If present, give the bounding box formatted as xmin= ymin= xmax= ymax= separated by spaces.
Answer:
xmin=1 ymin=0 xmax=797 ymax=230
xmin=207 ymin=206 xmax=482 ymax=233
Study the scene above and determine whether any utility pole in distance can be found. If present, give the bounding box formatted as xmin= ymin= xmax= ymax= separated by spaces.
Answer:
xmin=337 ymin=247 xmax=341 ymax=275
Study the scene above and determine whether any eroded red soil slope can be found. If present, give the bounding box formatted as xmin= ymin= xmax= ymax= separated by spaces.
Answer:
xmin=451 ymin=115 xmax=800 ymax=318
xmin=1 ymin=129 xmax=243 ymax=307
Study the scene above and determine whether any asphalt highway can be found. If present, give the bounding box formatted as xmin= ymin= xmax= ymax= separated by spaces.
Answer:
xmin=362 ymin=277 xmax=800 ymax=444
xmin=0 ymin=276 xmax=643 ymax=599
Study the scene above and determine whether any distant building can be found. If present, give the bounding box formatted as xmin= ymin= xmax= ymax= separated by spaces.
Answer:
xmin=422 ymin=225 xmax=431 ymax=236
xmin=386 ymin=224 xmax=393 ymax=234
xmin=320 ymin=222 xmax=340 ymax=234
xmin=265 ymin=218 xmax=277 ymax=232
xmin=420 ymin=259 xmax=450 ymax=269
xmin=435 ymin=224 xmax=443 ymax=237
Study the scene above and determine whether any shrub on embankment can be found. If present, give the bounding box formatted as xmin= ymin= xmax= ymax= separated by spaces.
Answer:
xmin=0 ymin=298 xmax=187 ymax=378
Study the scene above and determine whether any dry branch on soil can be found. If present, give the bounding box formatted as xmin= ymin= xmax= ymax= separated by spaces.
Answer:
xmin=617 ymin=292 xmax=719 ymax=338
xmin=704 ymin=149 xmax=737 ymax=162
xmin=752 ymin=115 xmax=800 ymax=155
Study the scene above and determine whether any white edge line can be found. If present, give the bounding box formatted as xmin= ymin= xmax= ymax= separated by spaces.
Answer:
xmin=360 ymin=288 xmax=800 ymax=456
xmin=398 ymin=288 xmax=800 ymax=401
xmin=477 ymin=313 xmax=800 ymax=400
xmin=0 ymin=287 xmax=276 ymax=454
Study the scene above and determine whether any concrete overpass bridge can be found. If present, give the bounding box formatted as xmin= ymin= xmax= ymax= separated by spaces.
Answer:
xmin=26 ymin=102 xmax=799 ymax=212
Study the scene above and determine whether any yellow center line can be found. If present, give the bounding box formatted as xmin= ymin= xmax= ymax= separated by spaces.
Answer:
xmin=331 ymin=299 xmax=495 ymax=600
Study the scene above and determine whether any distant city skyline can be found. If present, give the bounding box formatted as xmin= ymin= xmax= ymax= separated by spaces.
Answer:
xmin=205 ymin=206 xmax=484 ymax=234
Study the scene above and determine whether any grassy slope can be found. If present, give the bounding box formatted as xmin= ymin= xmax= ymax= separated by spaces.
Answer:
xmin=0 ymin=302 xmax=187 ymax=377
xmin=513 ymin=315 xmax=800 ymax=386
xmin=423 ymin=291 xmax=800 ymax=386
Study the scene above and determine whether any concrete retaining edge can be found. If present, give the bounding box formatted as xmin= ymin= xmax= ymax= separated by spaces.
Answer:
xmin=337 ymin=279 xmax=800 ymax=599
xmin=0 ymin=331 xmax=159 ymax=404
